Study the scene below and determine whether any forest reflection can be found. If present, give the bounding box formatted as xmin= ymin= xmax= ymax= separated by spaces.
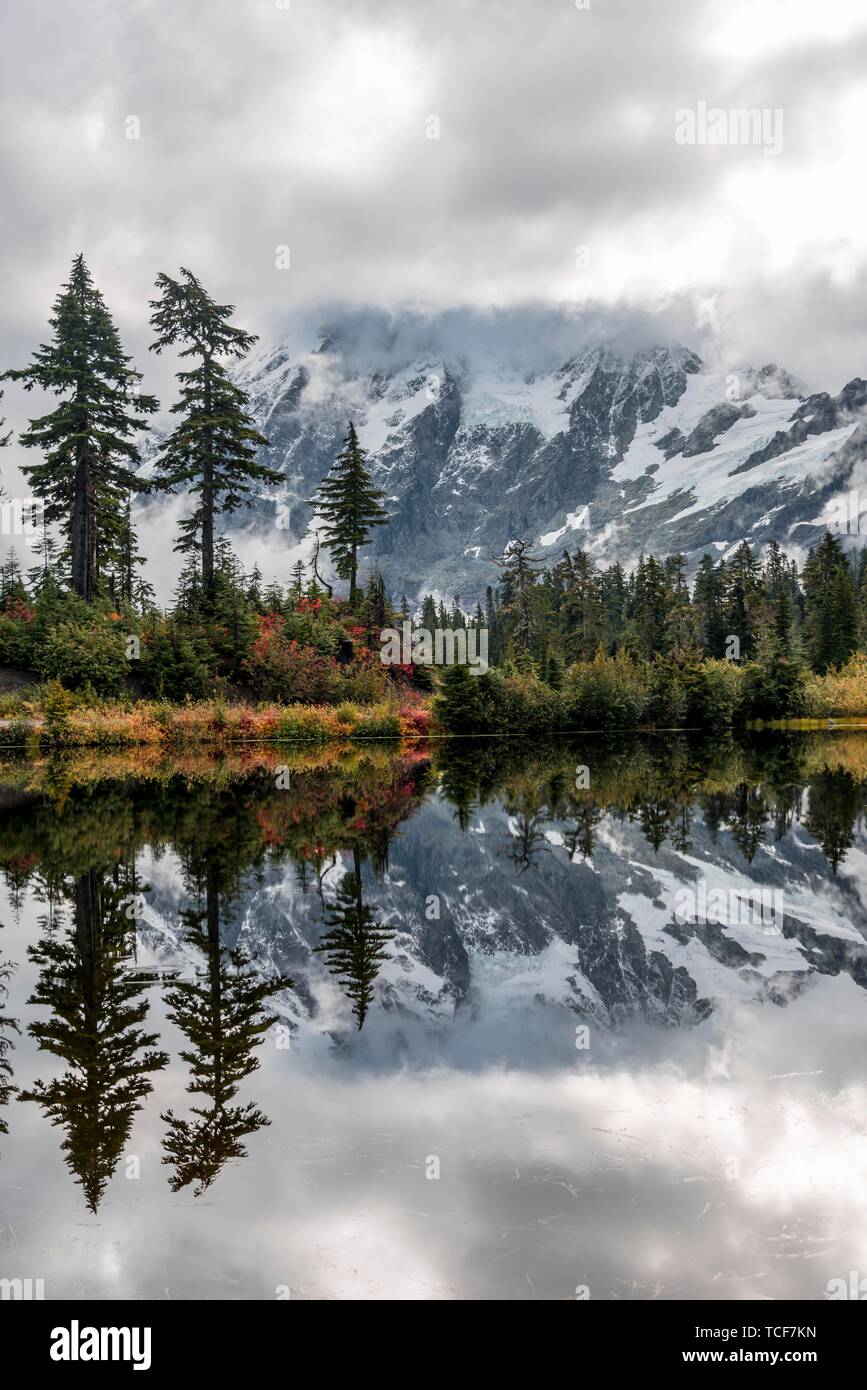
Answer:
xmin=1 ymin=730 xmax=867 ymax=1208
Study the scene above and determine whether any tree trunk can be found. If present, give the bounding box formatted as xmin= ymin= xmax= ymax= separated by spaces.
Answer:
xmin=202 ymin=465 xmax=215 ymax=600
xmin=202 ymin=354 xmax=215 ymax=601
xmin=70 ymin=445 xmax=91 ymax=600
xmin=311 ymin=533 xmax=333 ymax=599
xmin=205 ymin=858 xmax=223 ymax=1104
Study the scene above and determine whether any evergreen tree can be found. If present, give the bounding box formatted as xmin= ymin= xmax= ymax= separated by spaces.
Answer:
xmin=561 ymin=550 xmax=604 ymax=662
xmin=663 ymin=553 xmax=697 ymax=652
xmin=628 ymin=555 xmax=669 ymax=658
xmin=722 ymin=542 xmax=763 ymax=658
xmin=161 ymin=863 xmax=290 ymax=1195
xmin=314 ymin=848 xmax=393 ymax=1030
xmin=109 ymin=492 xmax=151 ymax=609
xmin=19 ymin=867 xmax=168 ymax=1211
xmin=434 ymin=663 xmax=485 ymax=732
xmin=857 ymin=548 xmax=867 ymax=650
xmin=693 ymin=554 xmax=726 ymax=657
xmin=149 ymin=268 xmax=278 ymax=601
xmin=420 ymin=593 xmax=438 ymax=633
xmin=246 ymin=563 xmax=263 ymax=610
xmin=3 ymin=255 xmax=157 ymax=600
xmin=174 ymin=553 xmax=204 ymax=619
xmin=0 ymin=938 xmax=18 ymax=1148
xmin=288 ymin=559 xmax=306 ymax=602
xmin=493 ymin=537 xmax=542 ymax=654
xmin=263 ymin=579 xmax=284 ymax=614
xmin=803 ymin=532 xmax=858 ymax=671
xmin=600 ymin=561 xmax=628 ymax=652
xmin=27 ymin=532 xmax=64 ymax=600
xmin=308 ymin=422 xmax=388 ymax=604
xmin=359 ymin=569 xmax=388 ymax=646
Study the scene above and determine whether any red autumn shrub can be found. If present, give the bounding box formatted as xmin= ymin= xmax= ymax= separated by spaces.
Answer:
xmin=246 ymin=613 xmax=339 ymax=703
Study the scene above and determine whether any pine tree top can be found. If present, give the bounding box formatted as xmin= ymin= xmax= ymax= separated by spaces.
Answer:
xmin=149 ymin=267 xmax=258 ymax=360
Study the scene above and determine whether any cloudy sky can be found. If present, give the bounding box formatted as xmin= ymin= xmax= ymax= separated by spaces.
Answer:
xmin=2 ymin=0 xmax=867 ymax=596
xmin=2 ymin=0 xmax=867 ymax=397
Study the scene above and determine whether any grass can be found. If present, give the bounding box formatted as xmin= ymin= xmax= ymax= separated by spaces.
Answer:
xmin=0 ymin=687 xmax=433 ymax=748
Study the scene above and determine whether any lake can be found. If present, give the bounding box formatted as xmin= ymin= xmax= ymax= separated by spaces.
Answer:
xmin=1 ymin=732 xmax=866 ymax=1301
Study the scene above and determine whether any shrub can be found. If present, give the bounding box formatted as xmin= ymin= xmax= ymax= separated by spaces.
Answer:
xmin=41 ymin=679 xmax=74 ymax=742
xmin=676 ymin=658 xmax=743 ymax=729
xmin=0 ymin=599 xmax=36 ymax=668
xmin=355 ymin=707 xmax=402 ymax=738
xmin=802 ymin=652 xmax=867 ymax=717
xmin=276 ymin=705 xmax=335 ymax=743
xmin=740 ymin=652 xmax=805 ymax=720
xmin=338 ymin=652 xmax=390 ymax=704
xmin=563 ymin=652 xmax=650 ymax=729
xmin=497 ymin=672 xmax=565 ymax=733
xmin=246 ymin=614 xmax=339 ymax=703
xmin=36 ymin=619 xmax=128 ymax=696
xmin=435 ymin=666 xmax=564 ymax=734
xmin=141 ymin=626 xmax=210 ymax=701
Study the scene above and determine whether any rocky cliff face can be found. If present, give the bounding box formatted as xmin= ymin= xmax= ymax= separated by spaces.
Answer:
xmin=215 ymin=323 xmax=867 ymax=602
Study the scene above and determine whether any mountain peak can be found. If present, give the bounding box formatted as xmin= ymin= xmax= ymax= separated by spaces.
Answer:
xmin=224 ymin=320 xmax=861 ymax=602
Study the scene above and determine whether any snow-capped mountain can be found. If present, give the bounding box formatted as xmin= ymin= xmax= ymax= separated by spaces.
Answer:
xmin=224 ymin=324 xmax=867 ymax=601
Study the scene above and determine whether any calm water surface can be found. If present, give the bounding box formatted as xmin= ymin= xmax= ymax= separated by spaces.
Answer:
xmin=1 ymin=733 xmax=866 ymax=1300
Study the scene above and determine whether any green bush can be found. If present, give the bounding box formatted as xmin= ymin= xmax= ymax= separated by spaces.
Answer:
xmin=740 ymin=652 xmax=806 ymax=720
xmin=563 ymin=652 xmax=650 ymax=729
xmin=645 ymin=661 xmax=688 ymax=728
xmin=0 ymin=607 xmax=36 ymax=668
xmin=676 ymin=659 xmax=743 ymax=729
xmin=36 ymin=619 xmax=128 ymax=696
xmin=41 ymin=678 xmax=74 ymax=742
xmin=497 ymin=673 xmax=565 ymax=733
xmin=141 ymin=626 xmax=210 ymax=701
xmin=276 ymin=706 xmax=332 ymax=743
xmin=435 ymin=666 xmax=564 ymax=734
xmin=355 ymin=708 xmax=402 ymax=738
xmin=338 ymin=655 xmax=389 ymax=704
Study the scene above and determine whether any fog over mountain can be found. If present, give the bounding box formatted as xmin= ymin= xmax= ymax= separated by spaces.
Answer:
xmin=4 ymin=0 xmax=867 ymax=601
xmin=146 ymin=306 xmax=865 ymax=605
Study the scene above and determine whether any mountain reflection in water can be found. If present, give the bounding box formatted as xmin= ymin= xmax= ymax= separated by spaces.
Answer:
xmin=0 ymin=732 xmax=865 ymax=1299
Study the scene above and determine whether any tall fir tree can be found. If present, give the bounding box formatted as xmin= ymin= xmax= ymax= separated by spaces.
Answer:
xmin=628 ymin=555 xmax=670 ymax=658
xmin=561 ymin=550 xmax=605 ymax=662
xmin=693 ymin=554 xmax=726 ymax=657
xmin=149 ymin=268 xmax=278 ymax=602
xmin=802 ymin=532 xmax=858 ymax=671
xmin=3 ymin=255 xmax=157 ymax=600
xmin=493 ymin=536 xmax=542 ymax=654
xmin=722 ymin=541 xmax=763 ymax=658
xmin=308 ymin=422 xmax=389 ymax=604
